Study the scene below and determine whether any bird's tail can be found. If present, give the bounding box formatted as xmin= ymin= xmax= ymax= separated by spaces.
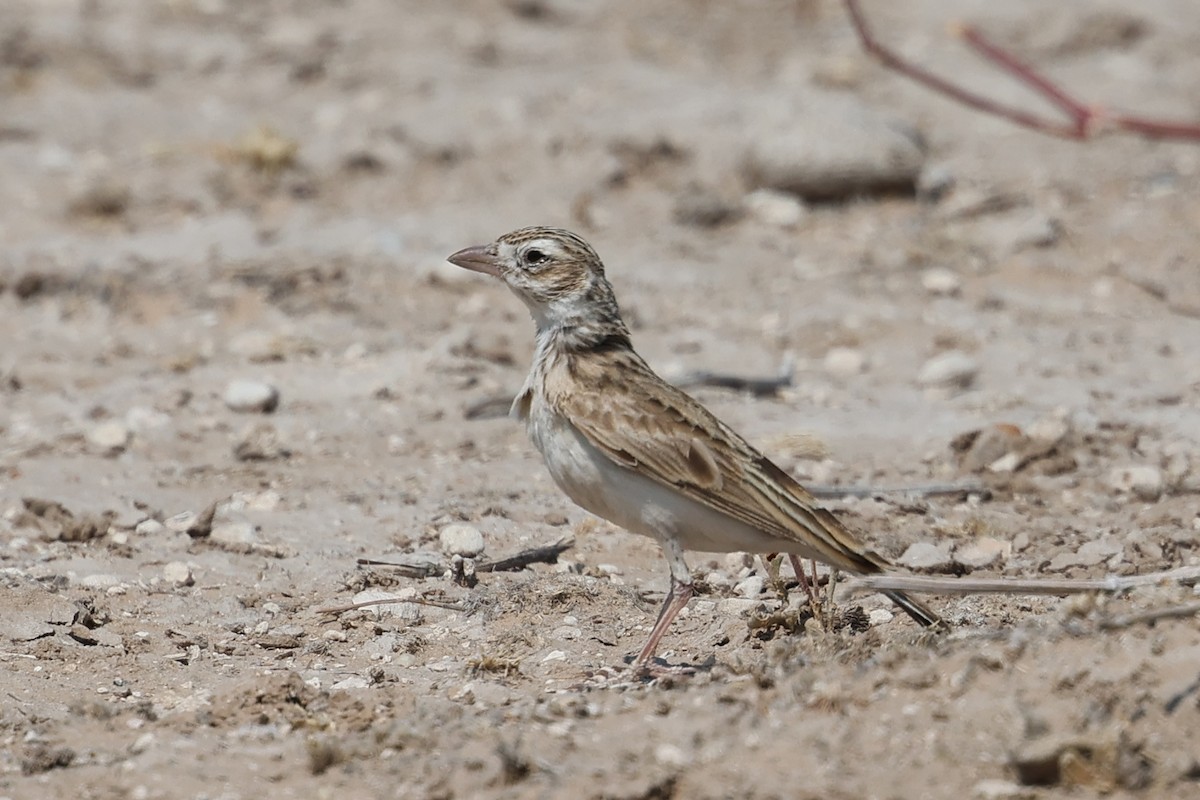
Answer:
xmin=883 ymin=589 xmax=944 ymax=629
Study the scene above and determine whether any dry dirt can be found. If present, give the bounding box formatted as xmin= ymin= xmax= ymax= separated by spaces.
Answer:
xmin=2 ymin=1 xmax=1200 ymax=798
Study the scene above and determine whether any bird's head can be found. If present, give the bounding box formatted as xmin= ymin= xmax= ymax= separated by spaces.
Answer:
xmin=448 ymin=226 xmax=625 ymax=337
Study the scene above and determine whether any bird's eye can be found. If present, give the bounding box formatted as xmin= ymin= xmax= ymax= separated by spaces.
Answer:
xmin=524 ymin=248 xmax=548 ymax=267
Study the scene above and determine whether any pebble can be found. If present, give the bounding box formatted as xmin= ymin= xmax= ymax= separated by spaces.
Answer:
xmin=733 ymin=575 xmax=765 ymax=598
xmin=79 ymin=573 xmax=122 ymax=589
xmin=963 ymin=209 xmax=1060 ymax=256
xmin=921 ymin=267 xmax=962 ymax=296
xmin=743 ymin=188 xmax=807 ymax=228
xmin=917 ymin=351 xmax=979 ymax=391
xmin=654 ymin=743 xmax=692 ymax=768
xmin=742 ymin=95 xmax=925 ymax=200
xmin=210 ymin=521 xmax=258 ymax=546
xmin=330 ymin=676 xmax=370 ymax=691
xmin=162 ymin=562 xmax=194 ymax=586
xmin=129 ymin=733 xmax=156 ymax=756
xmin=917 ymin=164 xmax=956 ymax=201
xmin=823 ymin=347 xmax=866 ymax=376
xmin=1107 ymin=465 xmax=1164 ymax=501
xmin=972 ymin=779 xmax=1031 ymax=800
xmin=439 ymin=524 xmax=484 ymax=557
xmin=868 ymin=608 xmax=894 ymax=626
xmin=897 ymin=542 xmax=953 ymax=571
xmin=957 ymin=424 xmax=1027 ymax=473
xmin=672 ymin=188 xmax=742 ymax=228
xmin=954 ymin=538 xmax=1011 ymax=569
xmin=1047 ymin=538 xmax=1123 ymax=571
xmin=722 ymin=552 xmax=754 ymax=575
xmin=223 ymin=380 xmax=280 ymax=413
xmin=87 ymin=421 xmax=131 ymax=452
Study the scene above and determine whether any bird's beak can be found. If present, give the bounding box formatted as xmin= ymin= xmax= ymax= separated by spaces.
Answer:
xmin=447 ymin=245 xmax=501 ymax=277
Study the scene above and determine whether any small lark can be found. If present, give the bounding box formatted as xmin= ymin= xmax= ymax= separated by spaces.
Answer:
xmin=448 ymin=227 xmax=942 ymax=671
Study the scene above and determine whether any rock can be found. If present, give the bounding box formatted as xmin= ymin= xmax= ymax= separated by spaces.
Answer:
xmin=0 ymin=591 xmax=77 ymax=641
xmin=1107 ymin=465 xmax=1164 ymax=501
xmin=743 ymin=188 xmax=807 ymax=228
xmin=1048 ymin=538 xmax=1123 ymax=570
xmin=163 ymin=562 xmax=194 ymax=586
xmin=734 ymin=575 xmax=765 ymax=598
xmin=223 ymin=380 xmax=280 ymax=413
xmin=921 ymin=267 xmax=962 ymax=296
xmin=972 ymin=779 xmax=1031 ymax=800
xmin=918 ymin=351 xmax=979 ymax=391
xmin=917 ymin=164 xmax=956 ymax=201
xmin=897 ymin=542 xmax=953 ymax=571
xmin=232 ymin=423 xmax=291 ymax=461
xmin=823 ymin=347 xmax=866 ymax=376
xmin=868 ymin=608 xmax=894 ymax=626
xmin=970 ymin=210 xmax=1061 ymax=255
xmin=722 ymin=552 xmax=754 ymax=575
xmin=439 ymin=524 xmax=484 ymax=557
xmin=79 ymin=574 xmax=122 ymax=589
xmin=672 ymin=188 xmax=742 ymax=228
xmin=87 ymin=421 xmax=131 ymax=452
xmin=210 ymin=521 xmax=258 ymax=546
xmin=742 ymin=95 xmax=925 ymax=200
xmin=954 ymin=538 xmax=1011 ymax=569
xmin=954 ymin=424 xmax=1027 ymax=473
xmin=330 ymin=676 xmax=370 ymax=691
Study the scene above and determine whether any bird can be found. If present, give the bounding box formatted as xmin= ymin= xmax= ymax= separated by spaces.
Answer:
xmin=447 ymin=226 xmax=942 ymax=672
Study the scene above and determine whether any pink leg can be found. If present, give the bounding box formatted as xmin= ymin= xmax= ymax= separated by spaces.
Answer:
xmin=633 ymin=536 xmax=696 ymax=671
xmin=633 ymin=579 xmax=694 ymax=668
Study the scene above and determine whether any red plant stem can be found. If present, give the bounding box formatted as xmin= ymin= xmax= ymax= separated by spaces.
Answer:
xmin=843 ymin=0 xmax=1200 ymax=142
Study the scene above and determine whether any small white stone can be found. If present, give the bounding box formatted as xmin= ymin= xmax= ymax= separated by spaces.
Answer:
xmin=897 ymin=542 xmax=952 ymax=571
xmin=135 ymin=519 xmax=165 ymax=536
xmin=330 ymin=676 xmax=370 ymax=691
xmin=972 ymin=778 xmax=1030 ymax=800
xmin=79 ymin=573 xmax=122 ymax=589
xmin=128 ymin=732 xmax=156 ymax=755
xmin=917 ymin=351 xmax=979 ymax=391
xmin=541 ymin=649 xmax=567 ymax=663
xmin=654 ymin=743 xmax=692 ymax=768
xmin=210 ymin=521 xmax=258 ymax=545
xmin=823 ymin=347 xmax=866 ymax=376
xmin=743 ymin=188 xmax=808 ymax=228
xmin=323 ymin=629 xmax=348 ymax=642
xmin=734 ymin=575 xmax=765 ymax=598
xmin=87 ymin=421 xmax=131 ymax=451
xmin=222 ymin=380 xmax=280 ymax=413
xmin=164 ymin=511 xmax=198 ymax=533
xmin=954 ymin=538 xmax=1011 ymax=569
xmin=162 ymin=561 xmax=194 ymax=586
xmin=1107 ymin=465 xmax=1164 ymax=501
xmin=722 ymin=552 xmax=754 ymax=574
xmin=921 ymin=267 xmax=962 ymax=296
xmin=439 ymin=524 xmax=484 ymax=557
xmin=868 ymin=608 xmax=894 ymax=626
xmin=596 ymin=563 xmax=622 ymax=576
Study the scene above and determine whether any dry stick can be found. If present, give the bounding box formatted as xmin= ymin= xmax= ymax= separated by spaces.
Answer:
xmin=843 ymin=0 xmax=1200 ymax=141
xmin=673 ymin=364 xmax=793 ymax=398
xmin=848 ymin=565 xmax=1200 ymax=597
xmin=808 ymin=482 xmax=987 ymax=499
xmin=1098 ymin=601 xmax=1200 ymax=631
xmin=316 ymin=595 xmax=469 ymax=615
xmin=476 ymin=537 xmax=573 ymax=573
xmin=357 ymin=537 xmax=573 ymax=577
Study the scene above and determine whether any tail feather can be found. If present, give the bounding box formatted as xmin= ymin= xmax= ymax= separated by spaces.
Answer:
xmin=883 ymin=589 xmax=944 ymax=628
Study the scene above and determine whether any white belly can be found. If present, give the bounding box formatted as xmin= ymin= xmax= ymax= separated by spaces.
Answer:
xmin=526 ymin=404 xmax=798 ymax=555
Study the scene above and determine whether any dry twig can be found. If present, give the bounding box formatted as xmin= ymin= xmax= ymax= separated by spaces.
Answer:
xmin=848 ymin=565 xmax=1200 ymax=597
xmin=844 ymin=0 xmax=1200 ymax=141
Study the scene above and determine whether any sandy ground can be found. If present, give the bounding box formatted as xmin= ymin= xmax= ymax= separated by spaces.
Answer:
xmin=2 ymin=1 xmax=1200 ymax=798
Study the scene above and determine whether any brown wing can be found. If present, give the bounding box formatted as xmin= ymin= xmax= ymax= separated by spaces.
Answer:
xmin=554 ymin=352 xmax=884 ymax=575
